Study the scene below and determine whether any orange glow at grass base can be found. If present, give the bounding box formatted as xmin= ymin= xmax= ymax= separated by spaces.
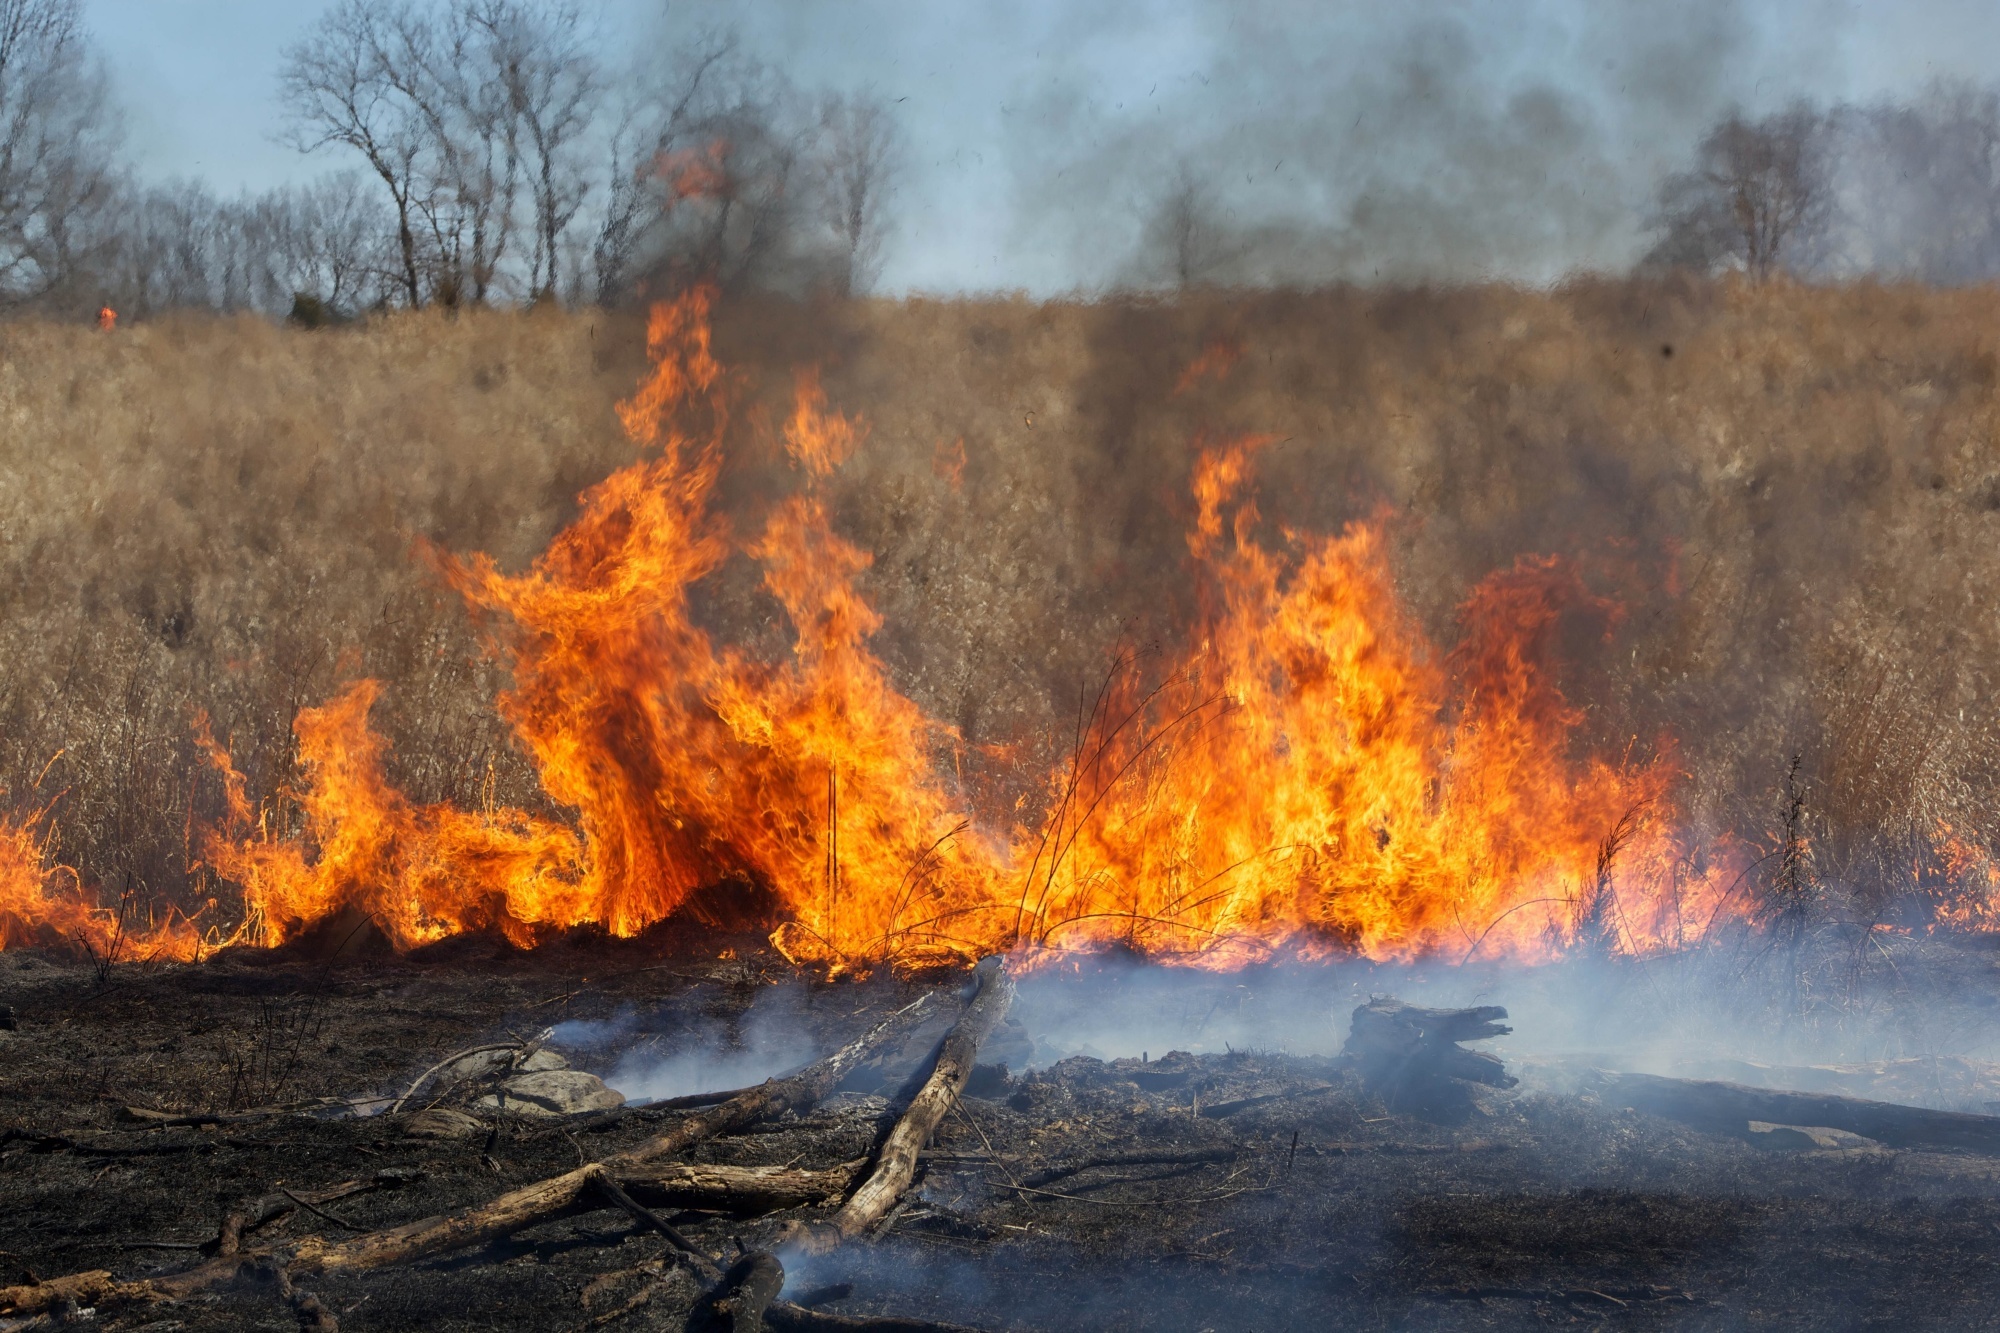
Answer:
xmin=0 ymin=804 xmax=206 ymax=961
xmin=2 ymin=288 xmax=1758 ymax=970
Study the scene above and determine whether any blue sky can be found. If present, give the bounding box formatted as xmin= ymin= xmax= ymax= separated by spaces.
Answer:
xmin=78 ymin=1 xmax=2000 ymax=293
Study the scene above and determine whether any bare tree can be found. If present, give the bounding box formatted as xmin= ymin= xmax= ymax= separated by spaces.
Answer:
xmin=471 ymin=0 xmax=599 ymax=301
xmin=387 ymin=1 xmax=524 ymax=305
xmin=279 ymin=1 xmax=431 ymax=306
xmin=85 ymin=173 xmax=388 ymax=321
xmin=102 ymin=180 xmax=232 ymax=315
xmin=245 ymin=173 xmax=392 ymax=315
xmin=1820 ymin=82 xmax=2000 ymax=283
xmin=0 ymin=0 xmax=118 ymax=308
xmin=595 ymin=30 xmax=823 ymax=302
xmin=808 ymin=91 xmax=902 ymax=294
xmin=1646 ymin=105 xmax=1828 ymax=281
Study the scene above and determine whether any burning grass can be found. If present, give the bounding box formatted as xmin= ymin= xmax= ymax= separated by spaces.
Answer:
xmin=4 ymin=277 xmax=2000 ymax=967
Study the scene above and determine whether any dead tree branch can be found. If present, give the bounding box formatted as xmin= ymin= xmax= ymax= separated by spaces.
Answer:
xmin=782 ymin=958 xmax=1015 ymax=1254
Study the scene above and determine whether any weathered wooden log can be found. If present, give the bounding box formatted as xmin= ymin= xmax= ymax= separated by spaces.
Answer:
xmin=288 ymin=990 xmax=950 ymax=1277
xmin=1343 ymin=997 xmax=1515 ymax=1122
xmin=294 ymin=1163 xmax=608 ymax=1275
xmin=1598 ymin=1070 xmax=2000 ymax=1153
xmin=783 ymin=958 xmax=1015 ymax=1255
xmin=617 ymin=1160 xmax=863 ymax=1215
xmin=0 ymin=1271 xmax=154 ymax=1319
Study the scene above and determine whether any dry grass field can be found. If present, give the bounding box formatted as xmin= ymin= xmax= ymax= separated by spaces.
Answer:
xmin=5 ymin=275 xmax=2000 ymax=942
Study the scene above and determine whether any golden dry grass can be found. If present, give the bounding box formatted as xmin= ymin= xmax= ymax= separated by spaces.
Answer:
xmin=6 ymin=275 xmax=2000 ymax=932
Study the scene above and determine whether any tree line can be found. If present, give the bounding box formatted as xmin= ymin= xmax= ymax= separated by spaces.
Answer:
xmin=1145 ymin=82 xmax=2000 ymax=290
xmin=0 ymin=0 xmax=903 ymax=320
xmin=1640 ymin=83 xmax=2000 ymax=284
xmin=7 ymin=0 xmax=2000 ymax=318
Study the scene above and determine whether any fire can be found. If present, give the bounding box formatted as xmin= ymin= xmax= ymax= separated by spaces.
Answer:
xmin=2 ymin=288 xmax=1755 ymax=969
xmin=196 ymin=689 xmax=584 ymax=950
xmin=0 ymin=801 xmax=204 ymax=961
xmin=652 ymin=139 xmax=730 ymax=201
xmin=1932 ymin=822 xmax=2000 ymax=930
xmin=1171 ymin=337 xmax=1242 ymax=395
xmin=1010 ymin=439 xmax=1730 ymax=964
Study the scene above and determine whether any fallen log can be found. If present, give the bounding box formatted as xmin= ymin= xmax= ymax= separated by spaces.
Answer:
xmin=0 ymin=990 xmax=954 ymax=1317
xmin=783 ymin=957 xmax=1016 ymax=1255
xmin=591 ymin=1175 xmax=725 ymax=1284
xmin=617 ymin=1160 xmax=863 ymax=1215
xmin=765 ymin=1306 xmax=992 ymax=1332
xmin=219 ymin=1169 xmax=423 ymax=1256
xmin=1598 ymin=1069 xmax=2000 ymax=1153
xmin=120 ymin=1105 xmax=313 ymax=1129
xmin=290 ymin=990 xmax=952 ymax=1277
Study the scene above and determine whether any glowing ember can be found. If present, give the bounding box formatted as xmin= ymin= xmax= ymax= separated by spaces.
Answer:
xmin=3 ymin=290 xmax=1752 ymax=969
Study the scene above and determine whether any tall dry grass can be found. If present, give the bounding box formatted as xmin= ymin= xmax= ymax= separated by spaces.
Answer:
xmin=5 ymin=275 xmax=2000 ymax=943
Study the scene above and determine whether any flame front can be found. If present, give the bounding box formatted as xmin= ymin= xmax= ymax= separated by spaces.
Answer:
xmin=6 ymin=291 xmax=1746 ymax=969
xmin=1012 ymin=440 xmax=1728 ymax=964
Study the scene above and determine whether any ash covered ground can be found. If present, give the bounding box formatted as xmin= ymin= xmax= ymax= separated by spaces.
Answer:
xmin=6 ymin=931 xmax=2000 ymax=1331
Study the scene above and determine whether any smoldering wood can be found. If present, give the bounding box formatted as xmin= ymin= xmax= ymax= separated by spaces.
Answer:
xmin=1343 ymin=997 xmax=1517 ymax=1121
xmin=784 ymin=957 xmax=1017 ymax=1254
xmin=691 ymin=1250 xmax=785 ymax=1333
xmin=1597 ymin=1069 xmax=2000 ymax=1152
xmin=0 ymin=990 xmax=956 ymax=1317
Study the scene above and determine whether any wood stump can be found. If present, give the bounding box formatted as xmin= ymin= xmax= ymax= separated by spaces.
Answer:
xmin=1343 ymin=997 xmax=1517 ymax=1122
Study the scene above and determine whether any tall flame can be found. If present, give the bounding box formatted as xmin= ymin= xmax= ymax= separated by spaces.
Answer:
xmin=4 ymin=290 xmax=1751 ymax=969
xmin=1008 ymin=438 xmax=1727 ymax=964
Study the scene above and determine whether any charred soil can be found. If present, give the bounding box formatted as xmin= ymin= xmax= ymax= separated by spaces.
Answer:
xmin=6 ymin=947 xmax=2000 ymax=1331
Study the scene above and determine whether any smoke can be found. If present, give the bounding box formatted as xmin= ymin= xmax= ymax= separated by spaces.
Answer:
xmin=1006 ymin=0 xmax=1833 ymax=288
xmin=640 ymin=0 xmax=1862 ymax=292
xmin=1007 ymin=944 xmax=2000 ymax=1111
xmin=550 ymin=985 xmax=820 ymax=1105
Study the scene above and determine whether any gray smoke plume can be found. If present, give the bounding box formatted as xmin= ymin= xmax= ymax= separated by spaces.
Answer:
xmin=1005 ymin=0 xmax=1831 ymax=287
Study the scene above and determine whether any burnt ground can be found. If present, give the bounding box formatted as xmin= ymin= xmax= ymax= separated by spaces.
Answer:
xmin=5 ymin=938 xmax=2000 ymax=1332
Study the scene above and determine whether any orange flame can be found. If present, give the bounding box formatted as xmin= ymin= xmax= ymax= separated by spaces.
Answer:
xmin=0 ymin=801 xmax=205 ymax=961
xmin=1172 ymin=337 xmax=1242 ymax=395
xmin=1007 ymin=438 xmax=1732 ymax=964
xmin=196 ymin=685 xmax=584 ymax=950
xmin=652 ymin=139 xmax=730 ymax=202
xmin=5 ymin=289 xmax=1765 ymax=969
xmin=1933 ymin=821 xmax=2000 ymax=930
